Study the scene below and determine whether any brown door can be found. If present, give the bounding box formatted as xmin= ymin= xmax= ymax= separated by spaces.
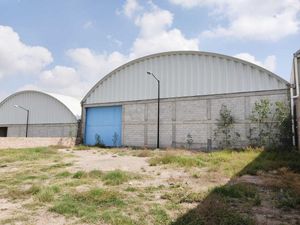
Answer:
xmin=0 ymin=127 xmax=8 ymax=137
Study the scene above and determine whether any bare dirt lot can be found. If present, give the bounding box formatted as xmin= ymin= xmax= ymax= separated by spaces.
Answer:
xmin=0 ymin=147 xmax=300 ymax=225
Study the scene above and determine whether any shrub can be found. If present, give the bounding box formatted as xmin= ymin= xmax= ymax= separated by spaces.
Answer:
xmin=248 ymin=99 xmax=292 ymax=148
xmin=95 ymin=134 xmax=106 ymax=148
xmin=214 ymin=104 xmax=240 ymax=149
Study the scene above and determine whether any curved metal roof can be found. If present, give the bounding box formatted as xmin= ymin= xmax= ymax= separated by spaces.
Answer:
xmin=0 ymin=90 xmax=79 ymax=124
xmin=82 ymin=51 xmax=289 ymax=105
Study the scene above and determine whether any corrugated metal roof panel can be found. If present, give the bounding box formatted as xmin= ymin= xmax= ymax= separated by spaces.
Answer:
xmin=0 ymin=91 xmax=79 ymax=124
xmin=83 ymin=51 xmax=289 ymax=105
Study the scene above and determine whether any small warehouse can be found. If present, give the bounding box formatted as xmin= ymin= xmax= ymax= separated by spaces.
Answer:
xmin=0 ymin=90 xmax=80 ymax=137
xmin=81 ymin=51 xmax=290 ymax=149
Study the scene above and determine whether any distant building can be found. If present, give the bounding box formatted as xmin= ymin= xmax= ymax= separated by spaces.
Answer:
xmin=80 ymin=51 xmax=289 ymax=149
xmin=0 ymin=90 xmax=80 ymax=137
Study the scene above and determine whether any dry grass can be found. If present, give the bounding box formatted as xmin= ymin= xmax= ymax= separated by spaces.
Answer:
xmin=0 ymin=147 xmax=299 ymax=225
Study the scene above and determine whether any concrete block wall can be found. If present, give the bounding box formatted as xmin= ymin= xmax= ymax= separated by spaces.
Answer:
xmin=3 ymin=123 xmax=78 ymax=137
xmin=122 ymin=89 xmax=289 ymax=149
xmin=0 ymin=137 xmax=75 ymax=149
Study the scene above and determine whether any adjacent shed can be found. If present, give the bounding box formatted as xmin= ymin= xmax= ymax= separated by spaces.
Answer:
xmin=81 ymin=51 xmax=289 ymax=148
xmin=0 ymin=90 xmax=80 ymax=137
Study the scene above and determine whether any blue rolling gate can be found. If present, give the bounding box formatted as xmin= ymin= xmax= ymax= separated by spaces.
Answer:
xmin=84 ymin=106 xmax=122 ymax=147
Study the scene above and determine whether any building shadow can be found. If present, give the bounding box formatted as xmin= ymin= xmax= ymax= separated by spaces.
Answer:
xmin=171 ymin=149 xmax=300 ymax=225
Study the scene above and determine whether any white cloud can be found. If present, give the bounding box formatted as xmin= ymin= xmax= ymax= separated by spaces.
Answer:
xmin=66 ymin=48 xmax=128 ymax=80
xmin=170 ymin=0 xmax=300 ymax=41
xmin=22 ymin=50 xmax=130 ymax=98
xmin=130 ymin=3 xmax=199 ymax=58
xmin=0 ymin=25 xmax=53 ymax=79
xmin=123 ymin=0 xmax=142 ymax=18
xmin=39 ymin=66 xmax=85 ymax=98
xmin=234 ymin=53 xmax=276 ymax=72
xmin=106 ymin=35 xmax=123 ymax=47
xmin=40 ymin=66 xmax=80 ymax=88
xmin=16 ymin=1 xmax=200 ymax=99
xmin=83 ymin=21 xmax=94 ymax=29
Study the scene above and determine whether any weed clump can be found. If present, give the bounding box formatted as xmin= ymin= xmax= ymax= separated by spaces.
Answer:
xmin=149 ymin=154 xmax=205 ymax=167
xmin=213 ymin=183 xmax=258 ymax=199
xmin=102 ymin=170 xmax=138 ymax=185
xmin=51 ymin=188 xmax=124 ymax=222
xmin=72 ymin=171 xmax=87 ymax=179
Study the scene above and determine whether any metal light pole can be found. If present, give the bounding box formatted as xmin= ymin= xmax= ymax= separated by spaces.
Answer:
xmin=147 ymin=72 xmax=160 ymax=149
xmin=14 ymin=105 xmax=29 ymax=137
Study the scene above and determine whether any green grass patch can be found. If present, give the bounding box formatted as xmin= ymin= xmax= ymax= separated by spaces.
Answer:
xmin=73 ymin=145 xmax=91 ymax=150
xmin=150 ymin=205 xmax=170 ymax=225
xmin=102 ymin=170 xmax=139 ymax=185
xmin=51 ymin=188 xmax=125 ymax=222
xmin=36 ymin=185 xmax=60 ymax=202
xmin=149 ymin=154 xmax=205 ymax=167
xmin=71 ymin=170 xmax=103 ymax=180
xmin=101 ymin=210 xmax=135 ymax=225
xmin=171 ymin=195 xmax=255 ymax=225
xmin=72 ymin=171 xmax=87 ymax=179
xmin=0 ymin=147 xmax=58 ymax=163
xmin=238 ymin=149 xmax=300 ymax=175
xmin=148 ymin=149 xmax=300 ymax=178
xmin=161 ymin=190 xmax=207 ymax=203
xmin=88 ymin=170 xmax=103 ymax=178
xmin=213 ymin=183 xmax=258 ymax=200
xmin=41 ymin=162 xmax=73 ymax=172
xmin=4 ymin=184 xmax=59 ymax=202
xmin=276 ymin=189 xmax=300 ymax=209
xmin=56 ymin=171 xmax=72 ymax=178
xmin=124 ymin=187 xmax=138 ymax=192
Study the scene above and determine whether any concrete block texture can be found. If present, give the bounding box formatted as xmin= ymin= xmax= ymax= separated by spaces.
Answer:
xmin=0 ymin=137 xmax=75 ymax=149
xmin=175 ymin=123 xmax=208 ymax=148
xmin=176 ymin=100 xmax=207 ymax=121
xmin=87 ymin=89 xmax=289 ymax=149
xmin=211 ymin=97 xmax=245 ymax=121
xmin=147 ymin=123 xmax=172 ymax=147
xmin=123 ymin=104 xmax=145 ymax=122
xmin=4 ymin=123 xmax=78 ymax=137
xmin=123 ymin=124 xmax=144 ymax=146
xmin=147 ymin=102 xmax=173 ymax=122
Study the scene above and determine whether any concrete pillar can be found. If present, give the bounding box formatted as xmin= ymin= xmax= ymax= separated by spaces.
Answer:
xmin=171 ymin=101 xmax=176 ymax=148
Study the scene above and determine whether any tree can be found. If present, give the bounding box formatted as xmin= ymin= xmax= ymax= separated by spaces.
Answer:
xmin=248 ymin=99 xmax=292 ymax=148
xmin=214 ymin=104 xmax=240 ymax=149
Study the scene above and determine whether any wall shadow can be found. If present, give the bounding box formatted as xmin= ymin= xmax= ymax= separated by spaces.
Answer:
xmin=171 ymin=149 xmax=300 ymax=225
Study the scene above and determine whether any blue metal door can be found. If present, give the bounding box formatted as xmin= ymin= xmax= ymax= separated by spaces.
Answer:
xmin=84 ymin=106 xmax=122 ymax=146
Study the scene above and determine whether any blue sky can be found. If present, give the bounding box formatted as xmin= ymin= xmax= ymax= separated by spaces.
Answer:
xmin=0 ymin=0 xmax=299 ymax=100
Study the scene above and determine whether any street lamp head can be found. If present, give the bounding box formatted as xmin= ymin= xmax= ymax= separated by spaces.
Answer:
xmin=14 ymin=105 xmax=19 ymax=108
xmin=147 ymin=71 xmax=152 ymax=75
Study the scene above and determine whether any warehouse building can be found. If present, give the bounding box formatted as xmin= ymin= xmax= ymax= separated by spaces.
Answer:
xmin=81 ymin=51 xmax=289 ymax=149
xmin=0 ymin=90 xmax=80 ymax=137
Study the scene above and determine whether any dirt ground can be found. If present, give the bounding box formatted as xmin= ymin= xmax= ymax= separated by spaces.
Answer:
xmin=1 ymin=147 xmax=300 ymax=225
xmin=61 ymin=149 xmax=229 ymax=191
